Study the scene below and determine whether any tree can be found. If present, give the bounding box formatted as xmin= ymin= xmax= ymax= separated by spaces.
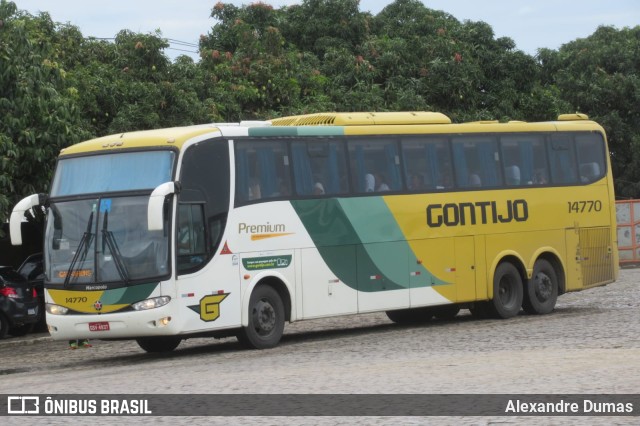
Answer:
xmin=539 ymin=26 xmax=640 ymax=197
xmin=0 ymin=1 xmax=88 ymax=224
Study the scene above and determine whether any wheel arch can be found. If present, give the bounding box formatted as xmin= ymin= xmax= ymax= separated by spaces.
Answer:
xmin=241 ymin=272 xmax=293 ymax=327
xmin=532 ymin=251 xmax=566 ymax=295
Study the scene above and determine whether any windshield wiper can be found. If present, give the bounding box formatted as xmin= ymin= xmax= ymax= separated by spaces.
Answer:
xmin=64 ymin=211 xmax=94 ymax=288
xmin=101 ymin=211 xmax=130 ymax=284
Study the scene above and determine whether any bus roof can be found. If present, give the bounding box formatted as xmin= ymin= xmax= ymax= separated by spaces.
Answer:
xmin=59 ymin=112 xmax=605 ymax=155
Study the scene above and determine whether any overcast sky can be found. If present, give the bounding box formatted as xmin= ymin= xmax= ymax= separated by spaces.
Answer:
xmin=15 ymin=0 xmax=640 ymax=61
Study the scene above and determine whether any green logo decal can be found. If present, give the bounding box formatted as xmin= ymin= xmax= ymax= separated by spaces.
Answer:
xmin=242 ymin=255 xmax=292 ymax=270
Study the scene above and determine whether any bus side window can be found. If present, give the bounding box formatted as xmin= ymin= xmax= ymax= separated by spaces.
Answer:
xmin=349 ymin=139 xmax=402 ymax=193
xmin=291 ymin=140 xmax=348 ymax=196
xmin=400 ymin=137 xmax=450 ymax=191
xmin=499 ymin=135 xmax=549 ymax=186
xmin=549 ymin=135 xmax=578 ymax=184
xmin=576 ymin=133 xmax=606 ymax=183
xmin=453 ymin=136 xmax=501 ymax=189
xmin=235 ymin=140 xmax=291 ymax=203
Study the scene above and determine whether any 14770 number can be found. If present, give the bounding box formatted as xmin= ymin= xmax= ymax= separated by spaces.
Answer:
xmin=568 ymin=200 xmax=602 ymax=213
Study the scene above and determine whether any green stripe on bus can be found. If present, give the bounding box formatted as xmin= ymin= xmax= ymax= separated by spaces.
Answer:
xmin=99 ymin=282 xmax=159 ymax=305
xmin=291 ymin=198 xmax=446 ymax=292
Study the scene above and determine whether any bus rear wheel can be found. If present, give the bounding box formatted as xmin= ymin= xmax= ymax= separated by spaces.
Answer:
xmin=523 ymin=259 xmax=558 ymax=315
xmin=237 ymin=285 xmax=285 ymax=349
xmin=488 ymin=262 xmax=523 ymax=319
xmin=136 ymin=336 xmax=182 ymax=353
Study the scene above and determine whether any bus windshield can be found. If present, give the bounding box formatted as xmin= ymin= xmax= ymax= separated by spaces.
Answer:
xmin=45 ymin=196 xmax=170 ymax=286
xmin=51 ymin=150 xmax=175 ymax=197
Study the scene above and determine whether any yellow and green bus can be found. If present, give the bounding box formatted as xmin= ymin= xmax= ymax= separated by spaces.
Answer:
xmin=10 ymin=112 xmax=618 ymax=352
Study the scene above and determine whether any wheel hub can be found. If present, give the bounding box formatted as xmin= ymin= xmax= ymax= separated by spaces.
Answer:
xmin=254 ymin=299 xmax=276 ymax=333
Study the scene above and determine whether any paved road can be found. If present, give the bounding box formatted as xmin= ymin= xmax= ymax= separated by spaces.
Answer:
xmin=1 ymin=268 xmax=639 ymax=425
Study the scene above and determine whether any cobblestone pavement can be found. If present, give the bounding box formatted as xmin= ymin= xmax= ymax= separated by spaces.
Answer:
xmin=1 ymin=268 xmax=639 ymax=425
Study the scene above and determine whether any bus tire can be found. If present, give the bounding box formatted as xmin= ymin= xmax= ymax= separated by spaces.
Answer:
xmin=386 ymin=308 xmax=433 ymax=324
xmin=136 ymin=336 xmax=182 ymax=353
xmin=237 ymin=285 xmax=285 ymax=349
xmin=523 ymin=259 xmax=558 ymax=315
xmin=432 ymin=305 xmax=460 ymax=320
xmin=488 ymin=262 xmax=523 ymax=319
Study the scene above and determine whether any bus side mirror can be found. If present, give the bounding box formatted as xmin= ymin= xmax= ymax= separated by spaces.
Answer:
xmin=10 ymin=193 xmax=46 ymax=246
xmin=148 ymin=182 xmax=179 ymax=231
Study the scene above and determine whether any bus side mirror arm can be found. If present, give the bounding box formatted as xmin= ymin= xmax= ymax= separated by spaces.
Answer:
xmin=148 ymin=181 xmax=180 ymax=231
xmin=10 ymin=193 xmax=47 ymax=246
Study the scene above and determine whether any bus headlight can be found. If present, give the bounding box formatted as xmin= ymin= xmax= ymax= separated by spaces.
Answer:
xmin=46 ymin=303 xmax=69 ymax=315
xmin=132 ymin=296 xmax=171 ymax=311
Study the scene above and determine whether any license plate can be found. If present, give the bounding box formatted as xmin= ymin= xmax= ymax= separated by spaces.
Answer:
xmin=89 ymin=322 xmax=110 ymax=332
xmin=28 ymin=308 xmax=36 ymax=315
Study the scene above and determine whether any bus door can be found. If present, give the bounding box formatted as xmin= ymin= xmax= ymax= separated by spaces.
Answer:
xmin=454 ymin=236 xmax=477 ymax=302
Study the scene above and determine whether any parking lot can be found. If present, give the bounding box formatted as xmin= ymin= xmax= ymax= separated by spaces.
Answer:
xmin=0 ymin=268 xmax=638 ymax=424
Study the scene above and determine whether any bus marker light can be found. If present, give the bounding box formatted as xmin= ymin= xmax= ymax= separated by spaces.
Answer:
xmin=217 ymin=290 xmax=225 ymax=295
xmin=410 ymin=271 xmax=421 ymax=276
xmin=158 ymin=317 xmax=171 ymax=326
xmin=181 ymin=293 xmax=195 ymax=298
xmin=445 ymin=268 xmax=456 ymax=272
xmin=417 ymin=259 xmax=423 ymax=264
xmin=370 ymin=275 xmax=381 ymax=280
xmin=243 ymin=274 xmax=251 ymax=280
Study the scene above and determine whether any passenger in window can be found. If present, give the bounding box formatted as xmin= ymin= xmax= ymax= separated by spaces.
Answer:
xmin=248 ymin=178 xmax=261 ymax=200
xmin=313 ymin=182 xmax=325 ymax=195
xmin=469 ymin=174 xmax=482 ymax=187
xmin=410 ymin=173 xmax=425 ymax=191
xmin=533 ymin=170 xmax=548 ymax=185
xmin=365 ymin=174 xmax=376 ymax=192
xmin=437 ymin=173 xmax=453 ymax=189
xmin=580 ymin=162 xmax=600 ymax=182
xmin=375 ymin=173 xmax=390 ymax=191
xmin=271 ymin=179 xmax=289 ymax=197
xmin=505 ymin=165 xmax=521 ymax=186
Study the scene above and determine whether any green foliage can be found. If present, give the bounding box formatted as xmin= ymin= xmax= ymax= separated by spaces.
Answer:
xmin=541 ymin=26 xmax=640 ymax=197
xmin=0 ymin=1 xmax=88 ymax=224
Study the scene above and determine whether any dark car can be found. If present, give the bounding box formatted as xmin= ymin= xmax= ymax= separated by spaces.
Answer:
xmin=0 ymin=266 xmax=40 ymax=338
xmin=17 ymin=253 xmax=46 ymax=332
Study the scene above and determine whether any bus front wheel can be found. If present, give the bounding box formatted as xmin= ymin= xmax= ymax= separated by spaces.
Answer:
xmin=237 ymin=285 xmax=285 ymax=349
xmin=522 ymin=259 xmax=558 ymax=315
xmin=489 ymin=262 xmax=523 ymax=319
xmin=136 ymin=336 xmax=182 ymax=353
